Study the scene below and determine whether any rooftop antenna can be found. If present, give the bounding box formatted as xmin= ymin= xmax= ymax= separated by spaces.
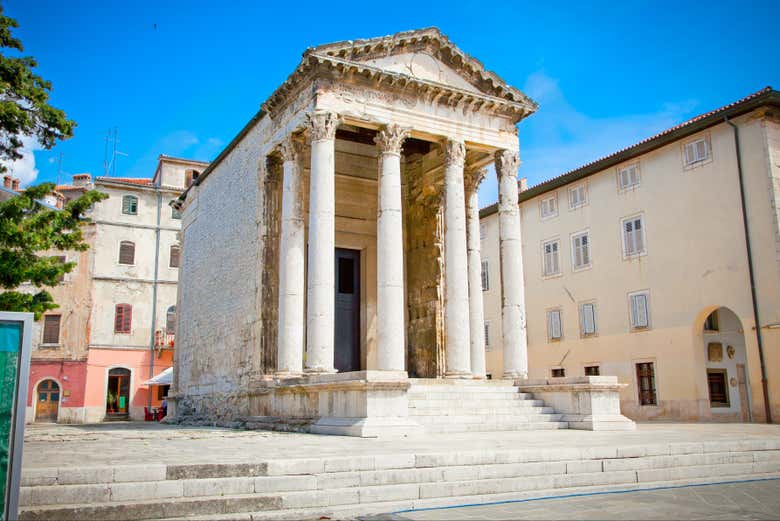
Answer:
xmin=56 ymin=152 xmax=63 ymax=186
xmin=103 ymin=127 xmax=128 ymax=177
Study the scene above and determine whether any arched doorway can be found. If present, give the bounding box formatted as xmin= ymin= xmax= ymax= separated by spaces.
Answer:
xmin=35 ymin=379 xmax=60 ymax=422
xmin=106 ymin=367 xmax=131 ymax=418
xmin=700 ymin=307 xmax=750 ymax=421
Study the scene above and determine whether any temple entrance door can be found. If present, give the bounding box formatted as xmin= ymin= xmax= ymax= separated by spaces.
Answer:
xmin=334 ymin=248 xmax=360 ymax=372
xmin=35 ymin=379 xmax=60 ymax=422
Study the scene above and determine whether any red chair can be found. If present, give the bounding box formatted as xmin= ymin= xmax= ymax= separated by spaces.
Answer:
xmin=144 ymin=407 xmax=155 ymax=421
xmin=156 ymin=408 xmax=164 ymax=421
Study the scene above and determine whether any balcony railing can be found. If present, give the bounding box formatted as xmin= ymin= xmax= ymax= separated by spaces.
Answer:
xmin=154 ymin=330 xmax=175 ymax=349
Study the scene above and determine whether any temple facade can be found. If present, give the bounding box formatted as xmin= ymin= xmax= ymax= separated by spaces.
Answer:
xmin=172 ymin=28 xmax=632 ymax=435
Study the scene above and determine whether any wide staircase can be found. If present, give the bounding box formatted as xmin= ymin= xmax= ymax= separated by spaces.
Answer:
xmin=407 ymin=378 xmax=568 ymax=433
xmin=19 ymin=439 xmax=780 ymax=520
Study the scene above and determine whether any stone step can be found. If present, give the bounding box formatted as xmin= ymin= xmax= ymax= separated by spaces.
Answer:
xmin=195 ymin=471 xmax=780 ymax=521
xmin=408 ymin=378 xmax=518 ymax=386
xmin=407 ymin=395 xmax=543 ymax=405
xmin=407 ymin=389 xmax=527 ymax=397
xmin=423 ymin=421 xmax=570 ymax=433
xmin=407 ymin=385 xmax=524 ymax=393
xmin=413 ymin=414 xmax=563 ymax=425
xmin=409 ymin=405 xmax=554 ymax=415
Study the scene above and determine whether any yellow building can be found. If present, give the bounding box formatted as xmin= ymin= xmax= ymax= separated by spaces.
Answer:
xmin=481 ymin=87 xmax=780 ymax=422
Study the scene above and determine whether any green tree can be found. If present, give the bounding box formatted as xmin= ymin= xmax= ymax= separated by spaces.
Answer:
xmin=0 ymin=7 xmax=75 ymax=172
xmin=0 ymin=184 xmax=107 ymax=318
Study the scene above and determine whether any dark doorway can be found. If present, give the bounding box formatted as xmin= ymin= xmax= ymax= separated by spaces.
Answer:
xmin=335 ymin=248 xmax=360 ymax=372
xmin=106 ymin=367 xmax=131 ymax=419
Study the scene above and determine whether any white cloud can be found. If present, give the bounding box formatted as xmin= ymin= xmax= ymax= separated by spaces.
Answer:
xmin=1 ymin=135 xmax=42 ymax=187
xmin=478 ymin=71 xmax=699 ymax=206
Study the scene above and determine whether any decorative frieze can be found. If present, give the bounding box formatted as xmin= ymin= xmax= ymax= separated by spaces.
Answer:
xmin=307 ymin=111 xmax=340 ymax=142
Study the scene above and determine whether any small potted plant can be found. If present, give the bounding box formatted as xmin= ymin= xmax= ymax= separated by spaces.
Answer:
xmin=107 ymin=391 xmax=117 ymax=413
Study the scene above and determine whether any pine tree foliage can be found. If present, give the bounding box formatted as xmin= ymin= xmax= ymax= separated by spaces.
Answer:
xmin=0 ymin=184 xmax=107 ymax=318
xmin=0 ymin=7 xmax=75 ymax=171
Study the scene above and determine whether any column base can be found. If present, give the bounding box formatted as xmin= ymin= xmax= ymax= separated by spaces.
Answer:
xmin=304 ymin=367 xmax=337 ymax=375
xmin=444 ymin=371 xmax=473 ymax=379
xmin=274 ymin=371 xmax=303 ymax=378
xmin=503 ymin=370 xmax=527 ymax=379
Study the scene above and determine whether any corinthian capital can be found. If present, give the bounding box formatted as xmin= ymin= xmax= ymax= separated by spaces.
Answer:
xmin=279 ymin=135 xmax=302 ymax=163
xmin=307 ymin=111 xmax=339 ymax=142
xmin=495 ymin=149 xmax=520 ymax=179
xmin=443 ymin=139 xmax=466 ymax=167
xmin=374 ymin=124 xmax=410 ymax=155
xmin=464 ymin=167 xmax=488 ymax=192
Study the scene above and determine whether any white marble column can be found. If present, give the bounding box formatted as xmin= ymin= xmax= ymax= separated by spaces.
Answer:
xmin=443 ymin=139 xmax=472 ymax=378
xmin=466 ymin=168 xmax=487 ymax=379
xmin=374 ymin=124 xmax=409 ymax=372
xmin=305 ymin=111 xmax=339 ymax=373
xmin=495 ymin=149 xmax=528 ymax=379
xmin=276 ymin=137 xmax=305 ymax=375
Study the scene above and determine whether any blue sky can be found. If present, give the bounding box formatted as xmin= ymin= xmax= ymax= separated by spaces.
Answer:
xmin=4 ymin=0 xmax=779 ymax=205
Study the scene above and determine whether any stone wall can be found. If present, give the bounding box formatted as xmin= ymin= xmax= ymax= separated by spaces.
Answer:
xmin=175 ymin=124 xmax=264 ymax=424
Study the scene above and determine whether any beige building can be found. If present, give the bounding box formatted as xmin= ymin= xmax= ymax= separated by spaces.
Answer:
xmin=481 ymin=87 xmax=780 ymax=423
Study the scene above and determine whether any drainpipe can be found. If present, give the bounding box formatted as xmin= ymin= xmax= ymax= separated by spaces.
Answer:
xmin=726 ymin=116 xmax=772 ymax=424
xmin=148 ymin=183 xmax=162 ymax=409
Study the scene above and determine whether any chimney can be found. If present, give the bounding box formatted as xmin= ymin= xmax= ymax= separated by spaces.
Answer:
xmin=518 ymin=177 xmax=528 ymax=192
xmin=11 ymin=178 xmax=20 ymax=191
xmin=72 ymin=173 xmax=92 ymax=187
xmin=3 ymin=175 xmax=11 ymax=189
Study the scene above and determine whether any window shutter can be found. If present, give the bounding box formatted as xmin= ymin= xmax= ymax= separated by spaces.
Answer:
xmin=115 ymin=304 xmax=132 ymax=333
xmin=551 ymin=242 xmax=559 ymax=274
xmin=685 ymin=143 xmax=694 ymax=164
xmin=631 ymin=294 xmax=648 ymax=328
xmin=481 ymin=260 xmax=489 ymax=291
xmin=119 ymin=241 xmax=135 ymax=265
xmin=43 ymin=315 xmax=61 ymax=344
xmin=549 ymin=310 xmax=562 ymax=340
xmin=170 ymin=245 xmax=181 ymax=268
xmin=484 ymin=322 xmax=489 ymax=347
xmin=581 ymin=235 xmax=590 ymax=265
xmin=582 ymin=303 xmax=596 ymax=335
xmin=122 ymin=195 xmax=138 ymax=215
xmin=634 ymin=219 xmax=644 ymax=253
xmin=166 ymin=306 xmax=176 ymax=334
xmin=696 ymin=139 xmax=707 ymax=160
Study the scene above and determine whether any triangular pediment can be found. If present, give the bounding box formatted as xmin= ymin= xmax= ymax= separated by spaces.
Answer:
xmin=308 ymin=27 xmax=535 ymax=107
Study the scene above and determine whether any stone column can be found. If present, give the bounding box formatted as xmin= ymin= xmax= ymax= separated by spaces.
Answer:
xmin=465 ymin=168 xmax=487 ymax=379
xmin=305 ymin=111 xmax=339 ymax=373
xmin=374 ymin=124 xmax=409 ymax=372
xmin=443 ymin=139 xmax=472 ymax=378
xmin=276 ymin=137 xmax=305 ymax=375
xmin=495 ymin=149 xmax=528 ymax=378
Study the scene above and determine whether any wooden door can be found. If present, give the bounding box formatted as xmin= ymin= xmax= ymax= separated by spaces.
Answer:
xmin=737 ymin=364 xmax=750 ymax=422
xmin=35 ymin=379 xmax=59 ymax=422
xmin=107 ymin=368 xmax=131 ymax=416
xmin=334 ymin=248 xmax=360 ymax=372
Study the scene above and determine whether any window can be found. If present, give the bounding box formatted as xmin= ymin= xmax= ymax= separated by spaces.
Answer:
xmin=636 ymin=362 xmax=657 ymax=405
xmin=479 ymin=223 xmax=487 ymax=241
xmin=571 ymin=232 xmax=591 ymax=270
xmin=568 ymin=185 xmax=587 ymax=209
xmin=542 ymin=239 xmax=560 ymax=276
xmin=157 ymin=384 xmax=171 ymax=401
xmin=552 ymin=368 xmax=565 ymax=378
xmin=580 ymin=303 xmax=597 ymax=336
xmin=622 ymin=215 xmax=646 ymax=257
xmin=585 ymin=365 xmax=600 ymax=376
xmin=118 ymin=241 xmax=135 ymax=265
xmin=540 ymin=194 xmax=558 ymax=219
xmin=184 ymin=169 xmax=199 ymax=187
xmin=629 ymin=291 xmax=650 ymax=330
xmin=484 ymin=321 xmax=490 ymax=348
xmin=42 ymin=315 xmax=61 ymax=344
xmin=704 ymin=311 xmax=719 ymax=332
xmin=122 ymin=195 xmax=138 ymax=215
xmin=166 ymin=305 xmax=176 ymax=334
xmin=171 ymin=207 xmax=182 ymax=220
xmin=707 ymin=369 xmax=730 ymax=407
xmin=618 ymin=164 xmax=640 ymax=191
xmin=547 ymin=309 xmax=562 ymax=341
xmin=481 ymin=260 xmax=489 ymax=291
xmin=169 ymin=245 xmax=181 ymax=268
xmin=684 ymin=137 xmax=710 ymax=166
xmin=114 ymin=304 xmax=132 ymax=333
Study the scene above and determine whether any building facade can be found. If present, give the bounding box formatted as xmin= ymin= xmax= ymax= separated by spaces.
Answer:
xmin=24 ymin=156 xmax=207 ymax=423
xmin=481 ymin=87 xmax=780 ymax=422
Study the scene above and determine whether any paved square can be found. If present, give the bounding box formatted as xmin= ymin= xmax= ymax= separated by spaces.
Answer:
xmin=371 ymin=479 xmax=780 ymax=520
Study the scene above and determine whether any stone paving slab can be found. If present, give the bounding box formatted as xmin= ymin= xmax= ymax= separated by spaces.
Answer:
xmin=367 ymin=478 xmax=780 ymax=520
xmin=21 ymin=422 xmax=780 ymax=469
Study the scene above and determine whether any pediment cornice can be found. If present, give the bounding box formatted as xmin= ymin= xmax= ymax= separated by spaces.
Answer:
xmin=262 ymin=51 xmax=537 ymax=123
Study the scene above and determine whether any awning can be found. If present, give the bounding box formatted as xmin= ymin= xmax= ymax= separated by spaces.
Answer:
xmin=143 ymin=367 xmax=172 ymax=386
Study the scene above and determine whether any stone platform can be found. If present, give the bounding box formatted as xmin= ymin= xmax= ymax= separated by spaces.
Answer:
xmin=18 ymin=422 xmax=780 ymax=520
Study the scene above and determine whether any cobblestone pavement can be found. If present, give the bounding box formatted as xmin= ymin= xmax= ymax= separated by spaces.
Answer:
xmin=368 ymin=479 xmax=780 ymax=520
